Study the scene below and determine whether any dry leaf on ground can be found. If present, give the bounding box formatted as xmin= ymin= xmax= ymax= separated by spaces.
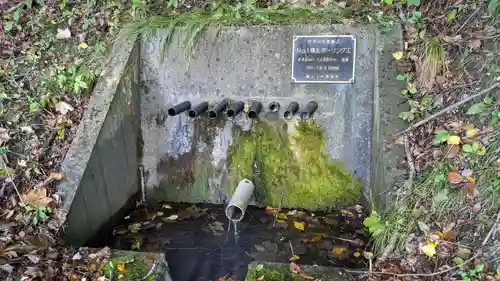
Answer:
xmin=56 ymin=28 xmax=71 ymax=39
xmin=299 ymin=273 xmax=314 ymax=279
xmin=447 ymin=172 xmax=463 ymax=184
xmin=289 ymin=262 xmax=300 ymax=274
xmin=54 ymin=101 xmax=74 ymax=115
xmin=22 ymin=188 xmax=53 ymax=206
xmin=293 ymin=221 xmax=305 ymax=231
xmin=463 ymin=182 xmax=479 ymax=197
xmin=0 ymin=127 xmax=10 ymax=144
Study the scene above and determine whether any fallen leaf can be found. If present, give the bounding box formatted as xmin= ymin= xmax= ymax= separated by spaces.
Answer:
xmin=117 ymin=263 xmax=125 ymax=272
xmin=254 ymin=245 xmax=266 ymax=252
xmin=56 ymin=28 xmax=71 ymax=39
xmin=310 ymin=236 xmax=323 ymax=243
xmin=463 ymin=124 xmax=477 ymax=137
xmin=442 ymin=35 xmax=462 ymax=43
xmin=22 ymin=188 xmax=53 ymax=206
xmin=472 ymin=202 xmax=481 ymax=212
xmin=264 ymin=206 xmax=277 ymax=215
xmin=72 ymin=252 xmax=82 ymax=260
xmin=79 ymin=42 xmax=89 ymax=49
xmin=392 ymin=51 xmax=404 ymax=60
xmin=465 ymin=176 xmax=475 ymax=183
xmin=461 ymin=169 xmax=473 ymax=177
xmin=55 ymin=101 xmax=74 ymax=115
xmin=331 ymin=247 xmax=346 ymax=256
xmin=293 ymin=221 xmax=305 ymax=231
xmin=463 ymin=182 xmax=479 ymax=197
xmin=447 ymin=135 xmax=461 ymax=145
xmin=256 ymin=276 xmax=264 ymax=281
xmin=289 ymin=262 xmax=300 ymax=274
xmin=443 ymin=145 xmax=460 ymax=159
xmin=128 ymin=223 xmax=141 ymax=233
xmin=447 ymin=172 xmax=463 ymax=184
xmin=0 ymin=127 xmax=10 ymax=144
xmin=421 ymin=243 xmax=436 ymax=257
xmin=255 ymin=264 xmax=264 ymax=271
xmin=299 ymin=273 xmax=314 ymax=279
xmin=469 ymin=39 xmax=482 ymax=50
xmin=277 ymin=213 xmax=288 ymax=220
xmin=166 ymin=215 xmax=178 ymax=220
xmin=446 ymin=9 xmax=458 ymax=22
xmin=340 ymin=209 xmax=354 ymax=216
xmin=0 ymin=264 xmax=13 ymax=274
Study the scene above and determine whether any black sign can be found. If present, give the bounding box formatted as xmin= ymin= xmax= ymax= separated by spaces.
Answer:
xmin=291 ymin=35 xmax=356 ymax=84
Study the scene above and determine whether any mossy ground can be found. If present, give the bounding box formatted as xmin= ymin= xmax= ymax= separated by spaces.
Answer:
xmin=245 ymin=264 xmax=303 ymax=281
xmin=227 ymin=119 xmax=363 ymax=210
xmin=100 ymin=253 xmax=156 ymax=281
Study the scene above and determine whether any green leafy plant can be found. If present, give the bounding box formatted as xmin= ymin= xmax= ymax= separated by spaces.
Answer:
xmin=457 ymin=263 xmax=484 ymax=281
xmin=25 ymin=204 xmax=52 ymax=226
xmin=363 ymin=211 xmax=385 ymax=237
xmin=407 ymin=11 xmax=423 ymax=28
xmin=462 ymin=141 xmax=486 ymax=155
xmin=488 ymin=0 xmax=499 ymax=15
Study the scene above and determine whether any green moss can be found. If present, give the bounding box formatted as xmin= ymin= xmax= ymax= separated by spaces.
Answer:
xmin=227 ymin=119 xmax=363 ymax=210
xmin=100 ymin=253 xmax=155 ymax=281
xmin=245 ymin=264 xmax=303 ymax=281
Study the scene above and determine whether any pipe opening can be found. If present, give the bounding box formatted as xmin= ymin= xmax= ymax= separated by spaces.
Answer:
xmin=300 ymin=101 xmax=318 ymax=120
xmin=300 ymin=112 xmax=311 ymax=120
xmin=248 ymin=111 xmax=258 ymax=119
xmin=226 ymin=205 xmax=244 ymax=221
xmin=227 ymin=101 xmax=244 ymax=118
xmin=248 ymin=101 xmax=262 ymax=119
xmin=268 ymin=102 xmax=280 ymax=112
xmin=284 ymin=101 xmax=299 ymax=119
xmin=208 ymin=110 xmax=217 ymax=118
xmin=209 ymin=99 xmax=229 ymax=119
xmin=188 ymin=110 xmax=197 ymax=118
xmin=167 ymin=108 xmax=177 ymax=116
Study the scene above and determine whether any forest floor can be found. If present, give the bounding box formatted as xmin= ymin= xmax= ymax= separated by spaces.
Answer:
xmin=1 ymin=0 xmax=500 ymax=280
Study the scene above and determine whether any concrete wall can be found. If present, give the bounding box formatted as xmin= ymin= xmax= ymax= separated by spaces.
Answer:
xmin=56 ymin=38 xmax=141 ymax=246
xmin=370 ymin=26 xmax=408 ymax=211
xmin=140 ymin=25 xmax=376 ymax=210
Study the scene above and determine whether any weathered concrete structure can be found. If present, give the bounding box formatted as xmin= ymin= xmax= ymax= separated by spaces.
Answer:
xmin=57 ymin=25 xmax=408 ymax=247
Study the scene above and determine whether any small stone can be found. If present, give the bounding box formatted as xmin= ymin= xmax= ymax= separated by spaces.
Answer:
xmin=461 ymin=169 xmax=473 ymax=177
xmin=455 ymin=247 xmax=471 ymax=259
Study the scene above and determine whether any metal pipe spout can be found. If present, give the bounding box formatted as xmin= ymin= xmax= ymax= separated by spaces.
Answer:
xmin=225 ymin=179 xmax=255 ymax=222
xmin=300 ymin=101 xmax=318 ymax=120
xmin=227 ymin=101 xmax=245 ymax=118
xmin=208 ymin=99 xmax=229 ymax=118
xmin=188 ymin=101 xmax=209 ymax=118
xmin=168 ymin=101 xmax=191 ymax=116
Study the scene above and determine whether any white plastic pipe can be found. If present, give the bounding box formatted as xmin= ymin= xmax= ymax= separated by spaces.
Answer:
xmin=225 ymin=179 xmax=255 ymax=222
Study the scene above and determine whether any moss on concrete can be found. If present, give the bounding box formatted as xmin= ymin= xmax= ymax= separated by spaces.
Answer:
xmin=227 ymin=119 xmax=362 ymax=210
xmin=100 ymin=253 xmax=155 ymax=281
xmin=245 ymin=264 xmax=303 ymax=281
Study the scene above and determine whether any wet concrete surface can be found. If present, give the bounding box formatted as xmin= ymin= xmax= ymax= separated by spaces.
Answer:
xmin=94 ymin=203 xmax=369 ymax=281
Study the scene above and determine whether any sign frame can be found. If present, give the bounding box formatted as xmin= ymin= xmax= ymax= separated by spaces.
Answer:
xmin=291 ymin=34 xmax=356 ymax=84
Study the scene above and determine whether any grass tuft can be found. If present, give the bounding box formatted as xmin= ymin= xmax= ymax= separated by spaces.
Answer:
xmin=418 ymin=36 xmax=447 ymax=90
xmin=122 ymin=0 xmax=342 ymax=58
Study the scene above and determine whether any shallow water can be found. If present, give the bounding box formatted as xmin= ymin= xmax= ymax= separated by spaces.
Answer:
xmin=93 ymin=203 xmax=369 ymax=281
